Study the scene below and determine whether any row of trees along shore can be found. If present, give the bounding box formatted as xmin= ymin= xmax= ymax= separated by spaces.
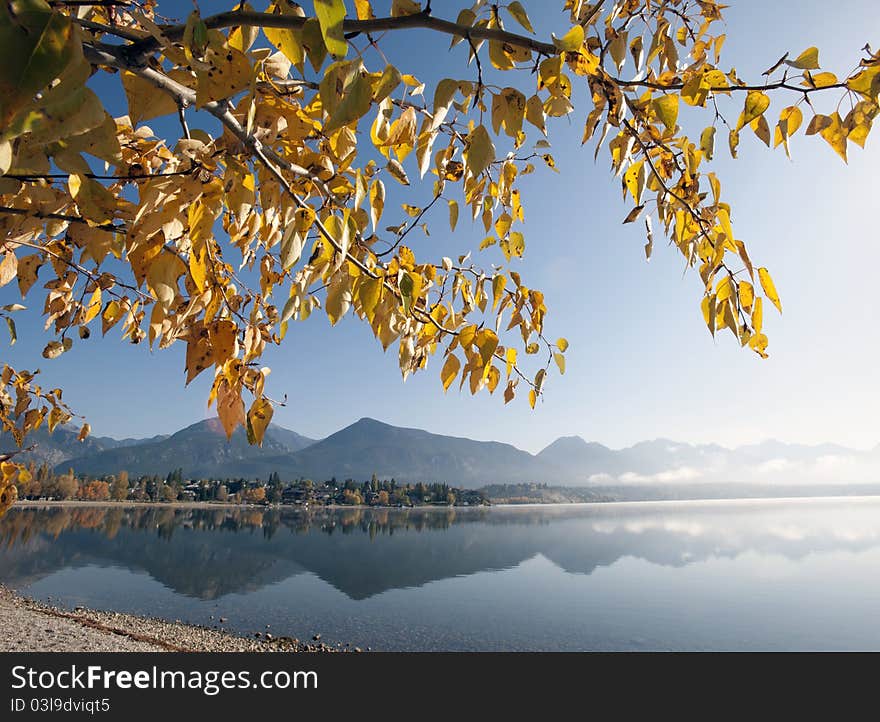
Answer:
xmin=12 ymin=463 xmax=489 ymax=507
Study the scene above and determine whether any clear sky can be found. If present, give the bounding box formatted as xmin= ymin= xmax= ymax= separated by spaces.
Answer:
xmin=2 ymin=1 xmax=878 ymax=453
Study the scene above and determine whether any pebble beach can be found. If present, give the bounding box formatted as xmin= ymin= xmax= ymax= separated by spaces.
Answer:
xmin=0 ymin=586 xmax=340 ymax=653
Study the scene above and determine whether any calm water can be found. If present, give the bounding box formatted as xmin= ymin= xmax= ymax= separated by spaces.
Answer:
xmin=3 ymin=498 xmax=880 ymax=650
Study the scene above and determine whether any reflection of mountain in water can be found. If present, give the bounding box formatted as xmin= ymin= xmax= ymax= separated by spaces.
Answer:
xmin=1 ymin=500 xmax=880 ymax=600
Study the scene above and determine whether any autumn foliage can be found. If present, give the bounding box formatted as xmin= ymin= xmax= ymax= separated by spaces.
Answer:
xmin=0 ymin=0 xmax=877 ymax=514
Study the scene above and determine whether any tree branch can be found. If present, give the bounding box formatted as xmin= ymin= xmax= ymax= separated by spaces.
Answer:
xmin=0 ymin=205 xmax=123 ymax=233
xmin=124 ymin=9 xmax=557 ymax=59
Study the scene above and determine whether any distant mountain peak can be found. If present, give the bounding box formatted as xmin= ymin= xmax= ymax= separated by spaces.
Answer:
xmin=353 ymin=416 xmax=389 ymax=427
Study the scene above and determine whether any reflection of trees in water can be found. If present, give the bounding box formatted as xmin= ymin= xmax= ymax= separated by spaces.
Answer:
xmin=3 ymin=501 xmax=879 ymax=602
xmin=0 ymin=505 xmax=487 ymax=547
xmin=14 ymin=506 xmax=496 ymax=544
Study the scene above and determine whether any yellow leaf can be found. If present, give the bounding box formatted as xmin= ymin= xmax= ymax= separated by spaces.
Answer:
xmin=751 ymin=113 xmax=771 ymax=147
xmin=653 ymin=94 xmax=679 ymax=131
xmin=728 ymin=128 xmax=740 ymax=158
xmin=189 ymin=246 xmax=208 ymax=292
xmin=353 ymin=0 xmax=374 ymax=20
xmin=391 ymin=0 xmax=421 ymax=16
xmin=14 ymin=254 xmax=40 ymax=298
xmin=786 ymin=47 xmax=820 ymax=70
xmin=68 ymin=174 xmax=117 ymax=226
xmin=749 ymin=332 xmax=769 ymax=359
xmin=475 ymin=328 xmax=499 ymax=368
xmin=372 ymin=64 xmax=401 ymax=103
xmin=146 ymin=252 xmax=186 ymax=310
xmin=757 ymin=267 xmax=782 ymax=313
xmin=77 ymin=423 xmax=91 ymax=442
xmin=846 ymin=66 xmax=880 ymax=100
xmin=739 ymin=281 xmax=754 ymax=309
xmin=528 ymin=389 xmax=537 ymax=409
xmin=807 ymin=71 xmax=838 ymax=89
xmin=386 ymin=158 xmax=410 ymax=185
xmin=246 ymin=397 xmax=274 ymax=446
xmin=102 ymin=300 xmax=122 ymax=335
xmin=700 ymin=126 xmax=716 ymax=160
xmin=752 ymin=296 xmax=763 ymax=333
xmin=492 ymin=275 xmax=507 ymax=310
xmin=42 ymin=341 xmax=65 ymax=359
xmin=358 ymin=276 xmax=382 ymax=324
xmin=465 ymin=125 xmax=495 ymax=178
xmin=314 ymin=0 xmax=348 ymax=58
xmin=324 ymin=71 xmax=373 ymax=133
xmin=818 ymin=111 xmax=848 ymax=163
xmin=494 ymin=213 xmax=512 ymax=239
xmin=216 ymin=381 xmax=245 ymax=440
xmin=556 ymin=337 xmax=569 ymax=352
xmin=208 ymin=319 xmax=238 ymax=364
xmin=486 ymin=365 xmax=501 ymax=394
xmin=83 ymin=287 xmax=102 ymax=324
xmin=554 ymin=353 xmax=566 ymax=375
xmin=370 ymin=178 xmax=385 ymax=230
xmin=737 ymin=91 xmax=770 ymax=130
xmin=505 ymin=347 xmax=516 ymax=378
xmin=525 ymin=94 xmax=546 ymax=134
xmin=185 ymin=331 xmax=214 ymax=384
xmin=506 ymin=1 xmax=534 ymax=33
xmin=195 ymin=46 xmax=252 ymax=108
xmin=552 ymin=25 xmax=584 ymax=53
xmin=774 ymin=106 xmax=803 ymax=155
xmin=623 ymin=160 xmax=645 ymax=204
xmin=122 ymin=71 xmax=179 ymax=125
xmin=264 ymin=1 xmax=306 ymax=70
xmin=441 ymin=353 xmax=460 ymax=392
xmin=500 ymin=232 xmax=525 ymax=261
xmin=325 ymin=276 xmax=352 ymax=324
xmin=0 ymin=252 xmax=17 ymax=288
xmin=448 ymin=199 xmax=459 ymax=232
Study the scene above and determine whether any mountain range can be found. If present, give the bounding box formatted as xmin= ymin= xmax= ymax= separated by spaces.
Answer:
xmin=2 ymin=416 xmax=879 ymax=490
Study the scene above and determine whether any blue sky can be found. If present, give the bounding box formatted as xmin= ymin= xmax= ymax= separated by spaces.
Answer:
xmin=2 ymin=1 xmax=878 ymax=453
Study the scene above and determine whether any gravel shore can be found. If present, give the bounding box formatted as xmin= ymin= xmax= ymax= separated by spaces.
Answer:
xmin=0 ymin=586 xmax=339 ymax=653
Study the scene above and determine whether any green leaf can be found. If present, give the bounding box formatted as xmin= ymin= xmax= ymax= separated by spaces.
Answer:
xmin=0 ymin=2 xmax=79 ymax=126
xmin=324 ymin=70 xmax=372 ymax=133
xmin=373 ymin=64 xmax=402 ymax=104
xmin=399 ymin=271 xmax=415 ymax=315
xmin=300 ymin=17 xmax=328 ymax=72
xmin=314 ymin=0 xmax=348 ymax=59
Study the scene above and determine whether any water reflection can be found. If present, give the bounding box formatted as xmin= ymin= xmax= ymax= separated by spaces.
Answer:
xmin=2 ymin=498 xmax=880 ymax=601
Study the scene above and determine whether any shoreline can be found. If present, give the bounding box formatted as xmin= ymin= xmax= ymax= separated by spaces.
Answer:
xmin=10 ymin=499 xmax=489 ymax=511
xmin=0 ymin=586 xmax=342 ymax=653
xmin=12 ymin=494 xmax=880 ymax=511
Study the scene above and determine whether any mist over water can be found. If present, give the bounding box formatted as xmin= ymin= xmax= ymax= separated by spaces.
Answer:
xmin=3 ymin=498 xmax=880 ymax=650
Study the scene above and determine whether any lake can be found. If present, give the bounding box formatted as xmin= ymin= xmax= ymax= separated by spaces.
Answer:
xmin=2 ymin=497 xmax=880 ymax=651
